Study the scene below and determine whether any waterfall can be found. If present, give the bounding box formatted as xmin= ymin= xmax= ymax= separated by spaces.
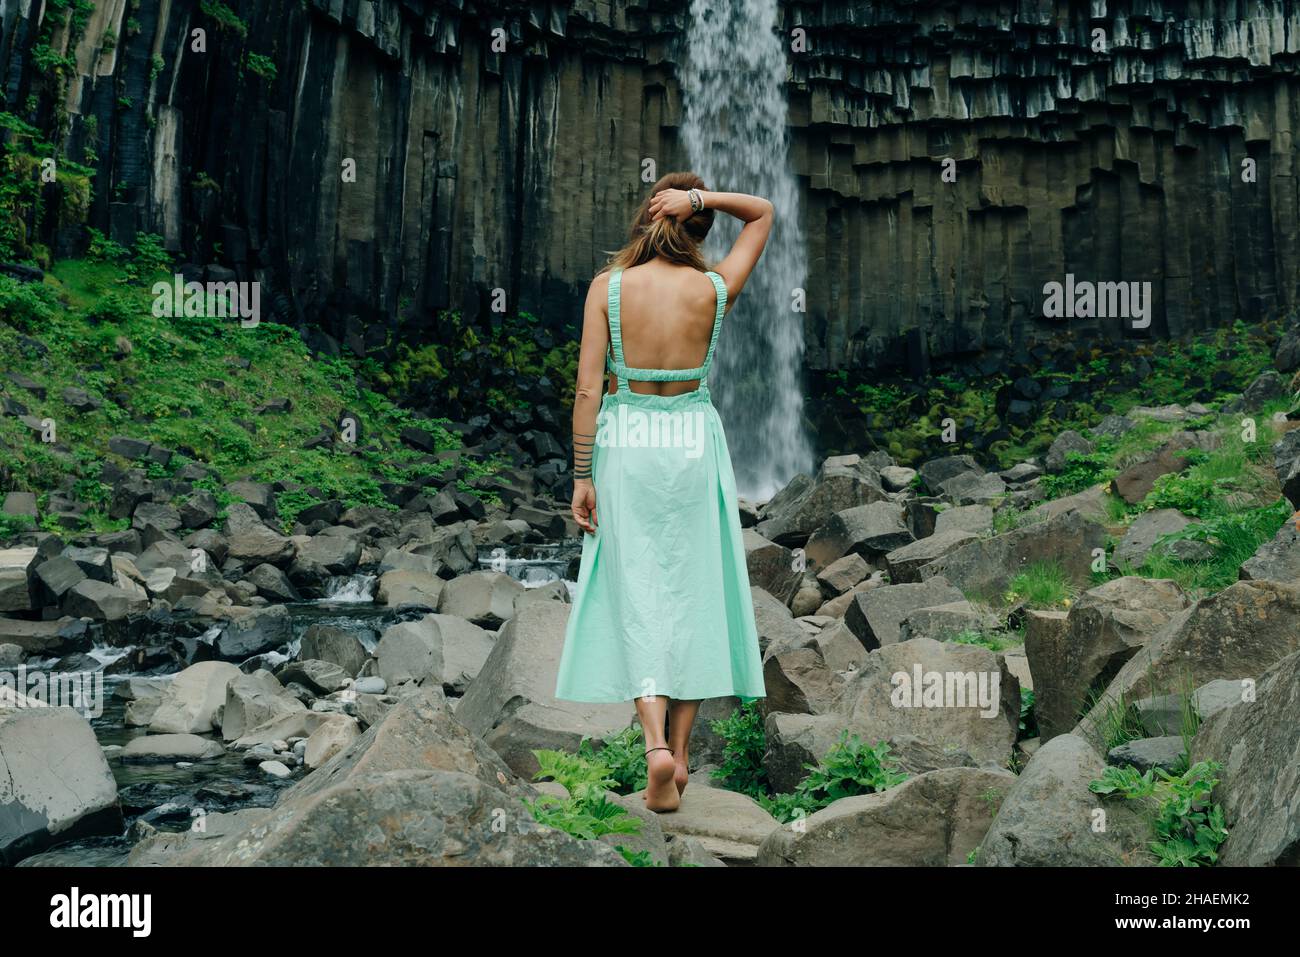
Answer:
xmin=681 ymin=0 xmax=814 ymax=500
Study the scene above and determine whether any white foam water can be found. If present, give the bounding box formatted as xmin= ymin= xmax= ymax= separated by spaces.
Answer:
xmin=681 ymin=0 xmax=814 ymax=499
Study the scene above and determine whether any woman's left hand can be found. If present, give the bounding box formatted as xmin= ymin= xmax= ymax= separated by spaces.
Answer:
xmin=649 ymin=188 xmax=694 ymax=222
xmin=571 ymin=478 xmax=598 ymax=534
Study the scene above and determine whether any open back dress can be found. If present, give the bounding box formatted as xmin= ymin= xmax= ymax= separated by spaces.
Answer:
xmin=553 ymin=265 xmax=768 ymax=703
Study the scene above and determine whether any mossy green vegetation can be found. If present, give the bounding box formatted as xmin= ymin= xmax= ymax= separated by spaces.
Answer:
xmin=0 ymin=253 xmax=502 ymax=533
xmin=1089 ymin=760 xmax=1229 ymax=867
xmin=819 ymin=319 xmax=1281 ymax=470
xmin=709 ymin=702 xmax=908 ymax=823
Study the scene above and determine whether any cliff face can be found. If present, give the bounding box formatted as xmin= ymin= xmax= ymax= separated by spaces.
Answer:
xmin=785 ymin=1 xmax=1300 ymax=375
xmin=2 ymin=0 xmax=1298 ymax=374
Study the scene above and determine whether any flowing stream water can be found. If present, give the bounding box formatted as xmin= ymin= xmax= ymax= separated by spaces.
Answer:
xmin=681 ymin=0 xmax=814 ymax=499
xmin=19 ymin=547 xmax=580 ymax=866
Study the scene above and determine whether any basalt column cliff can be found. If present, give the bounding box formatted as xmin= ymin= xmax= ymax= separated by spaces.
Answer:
xmin=2 ymin=0 xmax=1297 ymax=375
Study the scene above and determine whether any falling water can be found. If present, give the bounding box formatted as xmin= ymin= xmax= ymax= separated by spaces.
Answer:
xmin=681 ymin=0 xmax=814 ymax=499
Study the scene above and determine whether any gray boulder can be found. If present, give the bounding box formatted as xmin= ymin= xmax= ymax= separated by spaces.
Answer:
xmin=844 ymin=577 xmax=965 ymax=650
xmin=756 ymin=767 xmax=1015 ymax=866
xmin=438 ymin=571 xmax=524 ymax=627
xmin=1191 ymin=648 xmax=1300 ymax=865
xmin=804 ymin=501 xmax=913 ymax=569
xmin=1026 ymin=577 xmax=1189 ymax=741
xmin=1115 ymin=509 xmax=1192 ymax=569
xmin=1239 ymin=520 xmax=1300 ymax=583
xmin=757 ymin=456 xmax=888 ymax=547
xmin=918 ymin=510 xmax=1105 ymax=600
xmin=214 ymin=604 xmax=293 ymax=660
xmin=456 ymin=601 xmax=633 ymax=777
xmin=0 ymin=706 xmax=123 ymax=865
xmin=977 ymin=734 xmax=1150 ymax=866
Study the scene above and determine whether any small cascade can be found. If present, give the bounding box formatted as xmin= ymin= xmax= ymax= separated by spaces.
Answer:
xmin=321 ymin=574 xmax=377 ymax=603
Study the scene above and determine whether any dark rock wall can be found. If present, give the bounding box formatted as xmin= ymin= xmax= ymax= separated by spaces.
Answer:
xmin=2 ymin=0 xmax=1297 ymax=373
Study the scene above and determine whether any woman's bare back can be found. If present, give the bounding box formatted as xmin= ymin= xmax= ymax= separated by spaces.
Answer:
xmin=607 ymin=260 xmax=726 ymax=397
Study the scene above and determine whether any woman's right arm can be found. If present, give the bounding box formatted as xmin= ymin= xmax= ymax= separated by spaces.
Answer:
xmin=648 ymin=187 xmax=774 ymax=306
xmin=697 ymin=191 xmax=774 ymax=307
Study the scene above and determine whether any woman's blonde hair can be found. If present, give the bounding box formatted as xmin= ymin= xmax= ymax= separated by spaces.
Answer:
xmin=603 ymin=171 xmax=716 ymax=273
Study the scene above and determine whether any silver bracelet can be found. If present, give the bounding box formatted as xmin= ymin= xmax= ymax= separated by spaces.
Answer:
xmin=688 ymin=188 xmax=703 ymax=212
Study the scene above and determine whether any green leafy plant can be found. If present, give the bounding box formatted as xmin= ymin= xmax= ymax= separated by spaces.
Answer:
xmin=577 ymin=726 xmax=647 ymax=795
xmin=1004 ymin=561 xmax=1073 ymax=608
xmin=1040 ymin=450 xmax=1117 ymax=498
xmin=524 ymin=748 xmax=642 ymax=842
xmin=1018 ymin=687 xmax=1037 ymax=740
xmin=795 ymin=732 xmax=908 ymax=805
xmin=709 ymin=699 xmax=768 ymax=798
xmin=1089 ymin=761 xmax=1229 ymax=867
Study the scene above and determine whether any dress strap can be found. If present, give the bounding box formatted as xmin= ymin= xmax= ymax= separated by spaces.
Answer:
xmin=606 ymin=267 xmax=630 ymax=394
xmin=700 ymin=271 xmax=728 ymax=375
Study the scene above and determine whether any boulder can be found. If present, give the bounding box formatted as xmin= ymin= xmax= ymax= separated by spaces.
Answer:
xmin=933 ymin=504 xmax=993 ymax=536
xmin=918 ymin=455 xmax=983 ymax=495
xmin=0 ymin=706 xmax=123 ymax=865
xmin=455 ymin=601 xmax=632 ymax=777
xmin=976 ymin=734 xmax=1149 ymax=866
xmin=1274 ymin=429 xmax=1300 ymax=509
xmin=299 ymin=625 xmax=370 ymax=678
xmin=277 ymin=659 xmax=351 ymax=695
xmin=376 ymin=616 xmax=446 ymax=688
xmin=245 ymin=563 xmax=301 ymax=602
xmin=1239 ymin=520 xmax=1300 ymax=583
xmin=751 ymin=586 xmax=809 ymax=655
xmin=885 ymin=529 xmax=979 ymax=584
xmin=0 ymin=547 xmax=38 ymax=612
xmin=761 ymin=645 xmax=842 ymax=715
xmin=756 ymin=767 xmax=1015 ymax=866
xmin=120 ymin=733 xmax=226 ymax=762
xmin=844 ymin=578 xmax=965 ymax=650
xmin=1106 ymin=736 xmax=1185 ymax=773
xmin=302 ymin=715 xmax=362 ymax=769
xmin=757 ymin=457 xmax=888 ymax=547
xmin=814 ymin=552 xmax=869 ymax=595
xmin=62 ymin=580 xmax=149 ymax=621
xmin=129 ymin=768 xmax=626 ymax=866
xmin=376 ymin=569 xmax=445 ymax=608
xmin=221 ymin=670 xmax=306 ymax=741
xmin=743 ymin=530 xmax=803 ymax=607
xmin=633 ymin=781 xmax=779 ymax=865
xmin=1114 ymin=509 xmax=1192 ymax=569
xmin=1078 ymin=581 xmax=1300 ymax=746
xmin=223 ymin=503 xmax=294 ymax=566
xmin=917 ymin=510 xmax=1105 ymax=599
xmin=1026 ymin=577 xmax=1189 ymax=741
xmin=149 ymin=661 xmax=242 ymax=734
xmin=804 ymin=501 xmax=913 ymax=569
xmin=899 ymin=600 xmax=999 ymax=642
xmin=836 ymin=638 xmax=1019 ymax=770
xmin=1112 ymin=435 xmax=1196 ymax=504
xmin=214 ymin=604 xmax=293 ymax=660
xmin=1191 ymin=648 xmax=1300 ymax=865
xmin=938 ymin=471 xmax=1007 ymax=506
xmin=438 ymin=571 xmax=524 ymax=627
xmin=1045 ymin=430 xmax=1095 ymax=473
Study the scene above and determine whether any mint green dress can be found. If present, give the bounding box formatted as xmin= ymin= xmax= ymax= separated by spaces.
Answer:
xmin=554 ymin=267 xmax=767 ymax=704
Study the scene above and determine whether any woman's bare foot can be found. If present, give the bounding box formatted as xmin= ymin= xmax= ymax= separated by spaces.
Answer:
xmin=644 ymin=749 xmax=680 ymax=812
xmin=674 ymin=752 xmax=689 ymax=796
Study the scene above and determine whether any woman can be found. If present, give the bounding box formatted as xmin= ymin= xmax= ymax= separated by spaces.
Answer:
xmin=554 ymin=172 xmax=773 ymax=812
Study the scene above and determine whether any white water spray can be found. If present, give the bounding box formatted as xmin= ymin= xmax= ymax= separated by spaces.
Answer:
xmin=681 ymin=0 xmax=814 ymax=499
